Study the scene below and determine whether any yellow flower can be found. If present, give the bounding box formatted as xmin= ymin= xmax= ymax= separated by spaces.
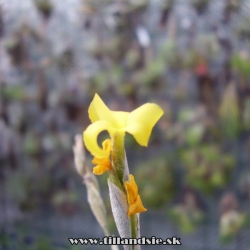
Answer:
xmin=92 ymin=139 xmax=112 ymax=175
xmin=125 ymin=174 xmax=147 ymax=217
xmin=83 ymin=93 xmax=164 ymax=158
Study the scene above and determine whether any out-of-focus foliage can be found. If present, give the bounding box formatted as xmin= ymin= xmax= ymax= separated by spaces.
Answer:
xmin=1 ymin=0 xmax=250 ymax=247
xmin=190 ymin=0 xmax=210 ymax=14
xmin=243 ymin=98 xmax=250 ymax=130
xmin=169 ymin=187 xmax=205 ymax=233
xmin=220 ymin=211 xmax=250 ymax=244
xmin=0 ymin=85 xmax=26 ymax=101
xmin=34 ymin=0 xmax=53 ymax=19
xmin=135 ymin=156 xmax=176 ymax=208
xmin=218 ymin=192 xmax=250 ymax=243
xmin=52 ymin=190 xmax=79 ymax=216
xmin=236 ymin=17 xmax=250 ymax=40
xmin=231 ymin=53 xmax=250 ymax=78
xmin=219 ymin=83 xmax=240 ymax=139
xmin=178 ymin=107 xmax=205 ymax=146
xmin=180 ymin=145 xmax=235 ymax=194
xmin=0 ymin=231 xmax=53 ymax=250
xmin=169 ymin=204 xmax=204 ymax=233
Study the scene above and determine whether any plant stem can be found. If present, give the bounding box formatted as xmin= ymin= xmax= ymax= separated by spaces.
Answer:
xmin=111 ymin=132 xmax=125 ymax=187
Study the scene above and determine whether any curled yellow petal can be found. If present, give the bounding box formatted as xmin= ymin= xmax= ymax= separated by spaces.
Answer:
xmin=83 ymin=120 xmax=113 ymax=158
xmin=102 ymin=139 xmax=112 ymax=152
xmin=125 ymin=103 xmax=164 ymax=146
xmin=125 ymin=174 xmax=147 ymax=217
xmin=125 ymin=181 xmax=137 ymax=205
xmin=127 ymin=195 xmax=147 ymax=217
xmin=92 ymin=139 xmax=112 ymax=175
xmin=88 ymin=93 xmax=117 ymax=124
xmin=92 ymin=158 xmax=111 ymax=175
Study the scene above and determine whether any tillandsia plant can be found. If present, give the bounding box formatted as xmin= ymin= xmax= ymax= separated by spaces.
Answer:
xmin=83 ymin=94 xmax=164 ymax=250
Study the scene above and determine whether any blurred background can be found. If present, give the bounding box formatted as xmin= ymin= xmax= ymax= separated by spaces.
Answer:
xmin=1 ymin=0 xmax=250 ymax=249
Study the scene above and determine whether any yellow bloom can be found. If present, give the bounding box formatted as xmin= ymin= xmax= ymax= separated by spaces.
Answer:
xmin=125 ymin=174 xmax=147 ymax=217
xmin=92 ymin=139 xmax=112 ymax=175
xmin=83 ymin=93 xmax=164 ymax=158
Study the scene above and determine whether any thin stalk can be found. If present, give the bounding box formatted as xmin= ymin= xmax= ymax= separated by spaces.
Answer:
xmin=111 ymin=132 xmax=125 ymax=187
